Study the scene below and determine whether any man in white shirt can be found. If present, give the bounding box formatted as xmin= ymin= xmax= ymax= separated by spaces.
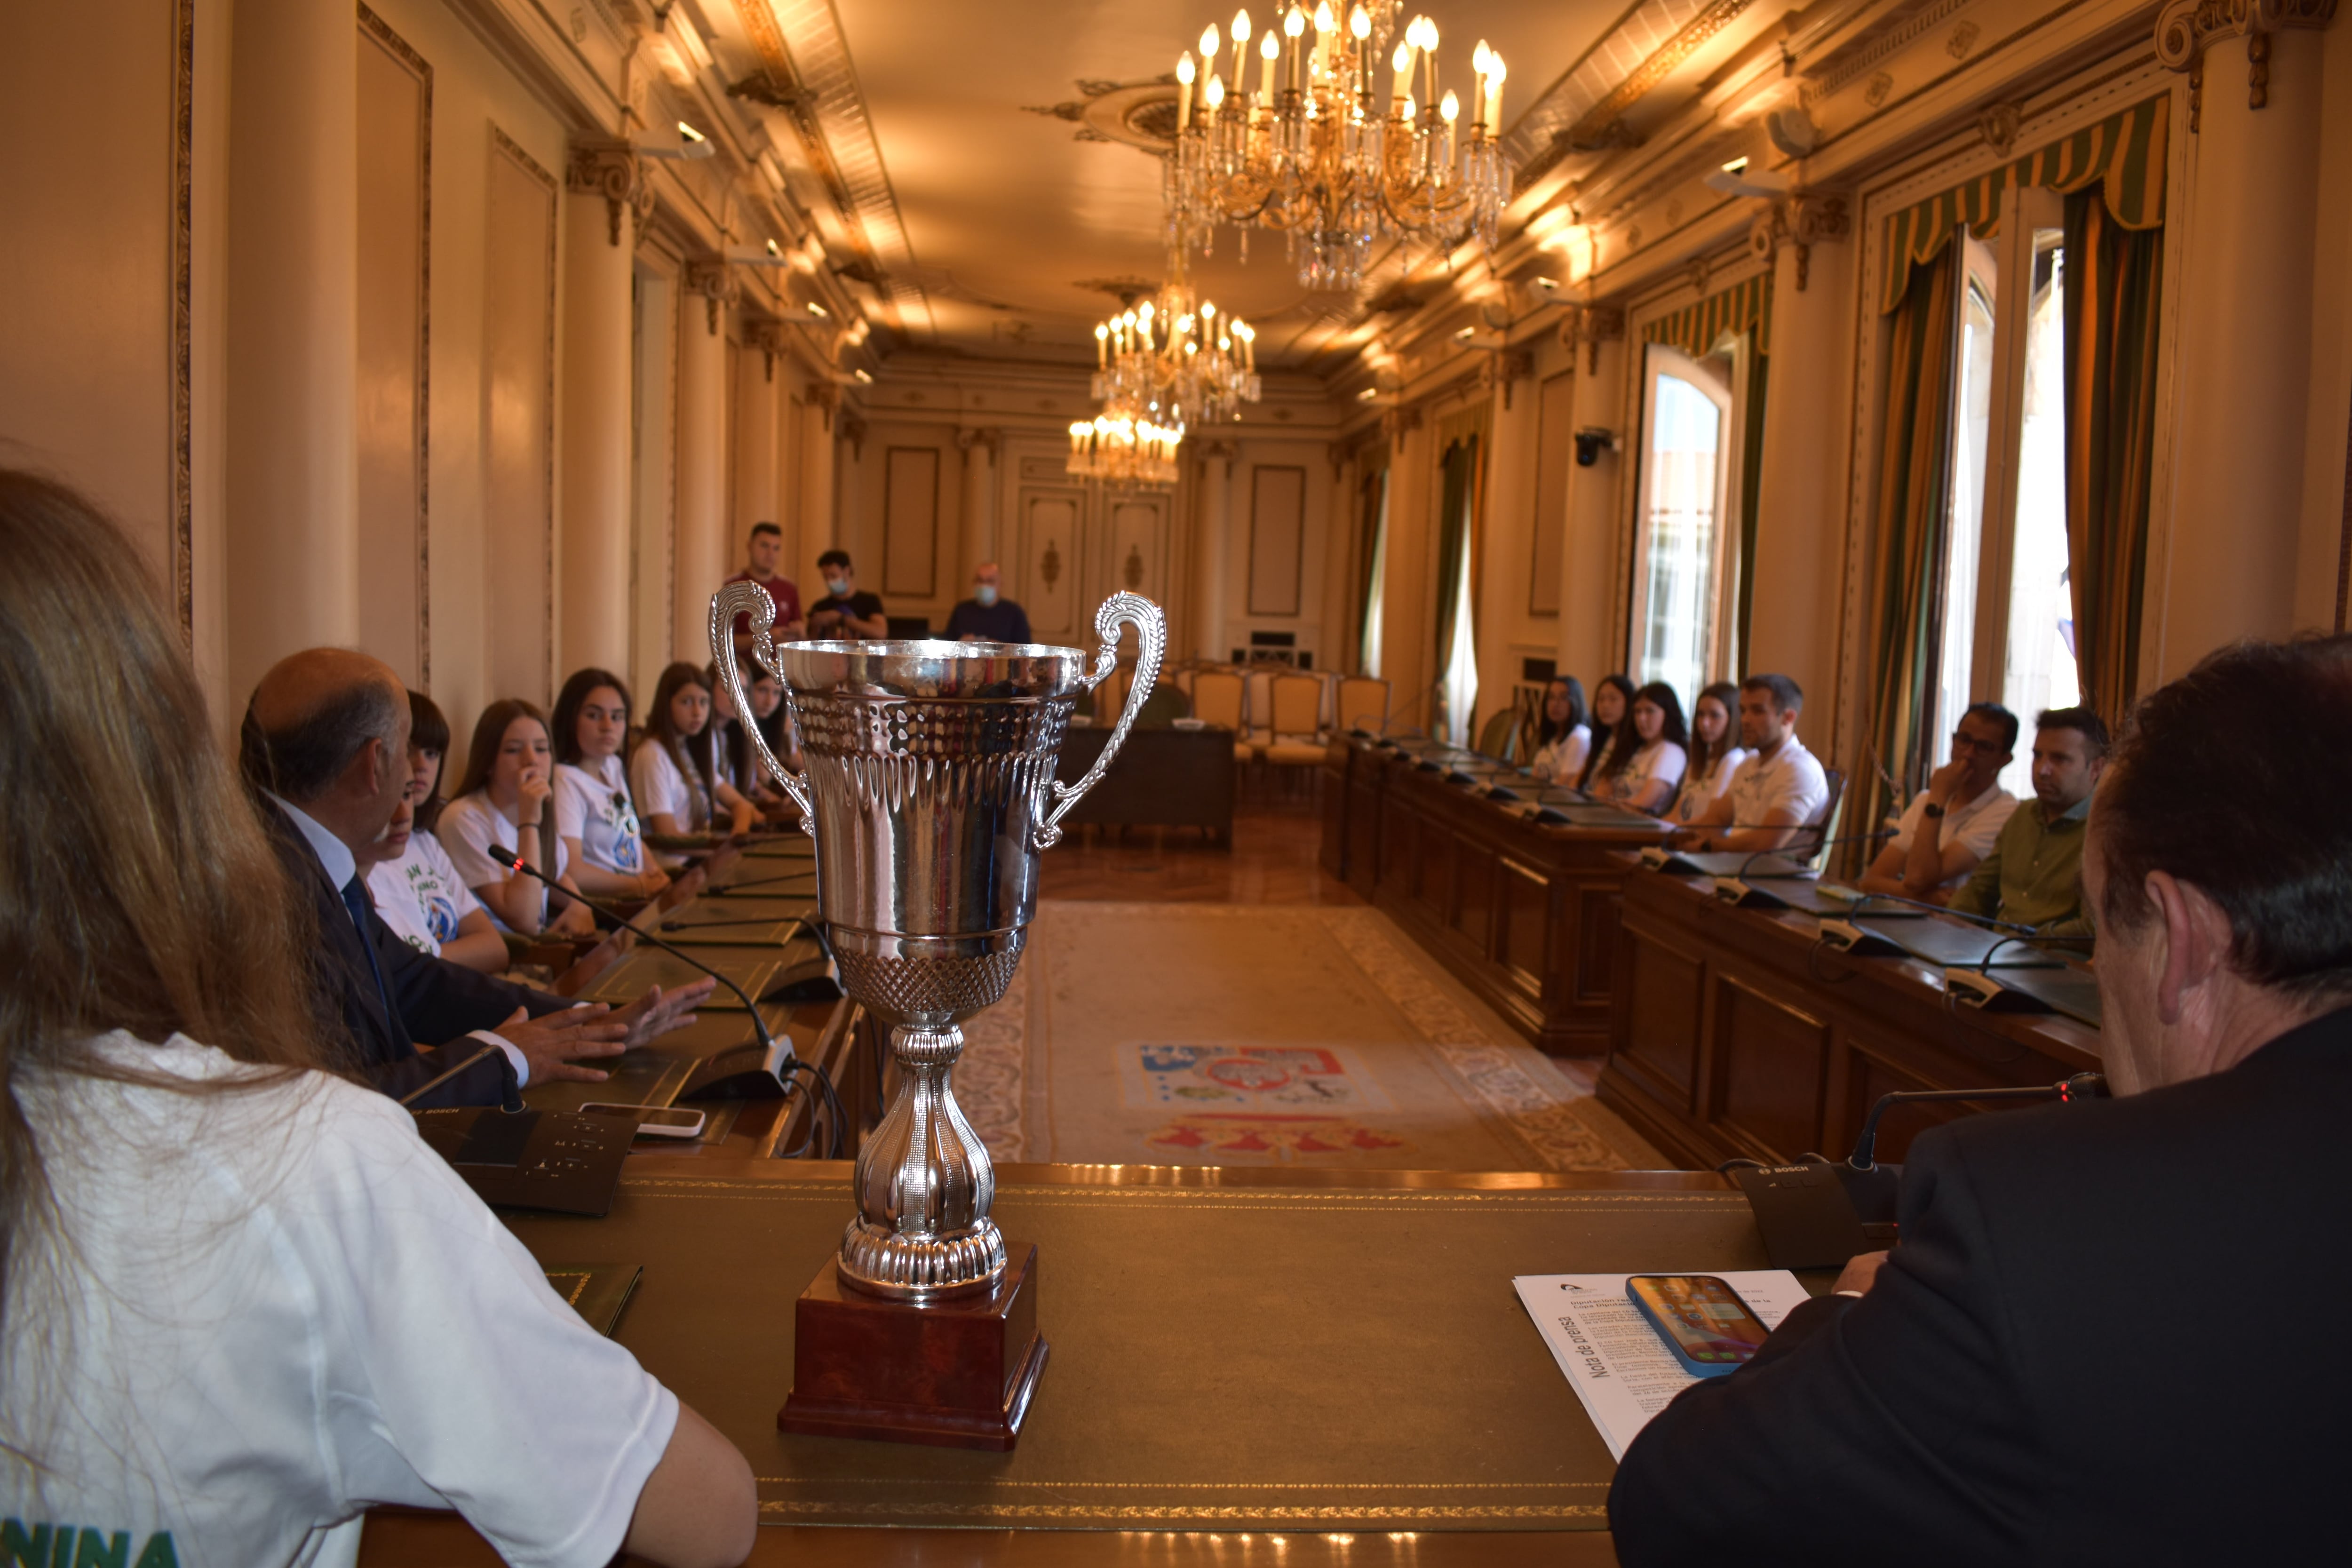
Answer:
xmin=1856 ymin=701 xmax=2021 ymax=903
xmin=1675 ymin=674 xmax=1831 ymax=854
xmin=242 ymin=650 xmax=714 ymax=1107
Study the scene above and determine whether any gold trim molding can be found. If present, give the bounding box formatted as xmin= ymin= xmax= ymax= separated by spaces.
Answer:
xmin=2156 ymin=0 xmax=2338 ymax=129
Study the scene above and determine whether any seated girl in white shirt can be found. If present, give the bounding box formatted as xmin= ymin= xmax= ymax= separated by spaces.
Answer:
xmin=631 ymin=662 xmax=757 ymax=843
xmin=551 ymin=666 xmax=668 ymax=904
xmin=363 ymin=688 xmax=508 ymax=972
xmin=1591 ymin=682 xmax=1690 ymax=814
xmin=1576 ymin=673 xmax=1637 ymax=791
xmin=0 ymin=468 xmax=755 ymax=1568
xmin=438 ymin=699 xmax=597 ymax=939
xmin=1670 ymin=680 xmax=1750 ymax=826
xmin=1529 ymin=676 xmax=1592 ymax=785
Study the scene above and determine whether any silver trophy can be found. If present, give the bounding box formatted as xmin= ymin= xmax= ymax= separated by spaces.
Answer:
xmin=712 ymin=585 xmax=1164 ymax=1300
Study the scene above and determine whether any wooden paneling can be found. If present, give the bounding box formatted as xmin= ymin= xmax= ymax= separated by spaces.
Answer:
xmin=355 ymin=14 xmax=429 ymax=685
xmin=1619 ymin=928 xmax=1704 ymax=1108
xmin=1247 ymin=465 xmax=1306 ymax=615
xmin=1322 ymin=739 xmax=1669 ymax=1055
xmin=1597 ymin=872 xmax=2106 ymax=1169
xmin=1499 ymin=860 xmax=1549 ymax=992
xmin=1016 ymin=488 xmax=1084 ymax=642
xmin=1708 ymin=976 xmax=1828 ymax=1161
xmin=483 ymin=127 xmax=557 ymax=704
xmin=882 ymin=446 xmax=941 ymax=598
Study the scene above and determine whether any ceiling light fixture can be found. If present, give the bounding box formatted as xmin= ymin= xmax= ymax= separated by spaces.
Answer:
xmin=806 ymin=301 xmax=829 ymax=318
xmin=1166 ymin=4 xmax=1511 ymax=292
xmin=853 ymin=367 xmax=873 ymax=383
xmin=1087 ymin=250 xmax=1261 ymax=432
xmin=1066 ymin=413 xmax=1184 ymax=491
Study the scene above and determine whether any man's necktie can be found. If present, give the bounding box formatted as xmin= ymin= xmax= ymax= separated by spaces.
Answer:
xmin=340 ymin=875 xmax=400 ymax=1046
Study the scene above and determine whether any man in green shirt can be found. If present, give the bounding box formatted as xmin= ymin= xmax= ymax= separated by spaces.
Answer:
xmin=1948 ymin=706 xmax=2109 ymax=932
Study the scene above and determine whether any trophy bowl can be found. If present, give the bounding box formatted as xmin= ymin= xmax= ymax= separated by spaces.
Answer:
xmin=713 ymin=587 xmax=1165 ymax=1305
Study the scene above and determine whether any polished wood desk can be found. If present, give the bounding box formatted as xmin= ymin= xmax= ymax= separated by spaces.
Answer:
xmin=1599 ymin=869 xmax=2104 ymax=1169
xmin=1054 ymin=723 xmax=1238 ymax=844
xmin=1319 ymin=738 xmax=1670 ymax=1057
xmin=359 ymin=1162 xmax=1773 ymax=1568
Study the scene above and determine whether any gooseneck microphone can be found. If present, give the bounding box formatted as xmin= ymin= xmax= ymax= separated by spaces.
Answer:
xmin=397 ymin=1040 xmax=525 ymax=1113
xmin=1829 ymin=1071 xmax=2107 ymax=1225
xmin=487 ymin=844 xmax=842 ymax=1155
xmin=1734 ymin=826 xmax=1898 ymax=879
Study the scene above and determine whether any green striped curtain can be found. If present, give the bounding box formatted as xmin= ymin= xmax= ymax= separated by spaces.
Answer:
xmin=1852 ymin=247 xmax=1961 ymax=874
xmin=2063 ymin=185 xmax=2164 ymax=726
xmin=1643 ymin=272 xmax=1774 ymax=357
xmin=1878 ymin=95 xmax=2168 ymax=314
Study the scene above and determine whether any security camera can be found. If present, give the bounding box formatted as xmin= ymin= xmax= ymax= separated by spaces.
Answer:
xmin=1573 ymin=427 xmax=1618 ymax=467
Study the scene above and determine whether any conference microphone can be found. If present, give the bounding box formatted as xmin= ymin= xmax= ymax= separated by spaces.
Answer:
xmin=485 ymin=844 xmax=838 ymax=1148
xmin=397 ymin=1039 xmax=525 ymax=1114
xmin=1838 ymin=1072 xmax=2107 ymax=1223
xmin=1734 ymin=826 xmax=1897 ymax=879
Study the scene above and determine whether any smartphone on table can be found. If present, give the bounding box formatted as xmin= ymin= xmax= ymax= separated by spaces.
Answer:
xmin=577 ymin=1103 xmax=706 ymax=1139
xmin=1626 ymin=1274 xmax=1772 ymax=1378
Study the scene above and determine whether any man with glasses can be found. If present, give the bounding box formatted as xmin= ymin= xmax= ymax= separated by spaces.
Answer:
xmin=1946 ymin=706 xmax=2110 ymax=933
xmin=1856 ymin=701 xmax=2020 ymax=903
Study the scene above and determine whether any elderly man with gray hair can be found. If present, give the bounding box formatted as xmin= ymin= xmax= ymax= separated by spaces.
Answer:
xmin=1611 ymin=633 xmax=2352 ymax=1564
xmin=242 ymin=648 xmax=712 ymax=1108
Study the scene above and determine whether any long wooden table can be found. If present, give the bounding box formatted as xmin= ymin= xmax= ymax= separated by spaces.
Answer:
xmin=1319 ymin=737 xmax=1670 ymax=1056
xmin=358 ymin=1161 xmax=1781 ymax=1568
xmin=1598 ymin=868 xmax=2104 ymax=1169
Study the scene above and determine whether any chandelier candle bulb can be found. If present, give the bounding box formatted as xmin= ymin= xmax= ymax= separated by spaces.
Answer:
xmin=1392 ymin=40 xmax=1412 ymax=103
xmin=1486 ymin=56 xmax=1504 ymax=132
xmin=1178 ymin=52 xmax=1195 ymax=128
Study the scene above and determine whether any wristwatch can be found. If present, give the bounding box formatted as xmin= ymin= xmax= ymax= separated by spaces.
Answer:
xmin=1922 ymin=802 xmax=1947 ymax=819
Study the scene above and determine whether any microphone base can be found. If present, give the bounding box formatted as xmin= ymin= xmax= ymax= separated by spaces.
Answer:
xmin=678 ymin=1036 xmax=797 ymax=1100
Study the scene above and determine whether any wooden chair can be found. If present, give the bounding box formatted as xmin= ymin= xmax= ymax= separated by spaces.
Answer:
xmin=1189 ymin=669 xmax=1252 ymax=764
xmin=1335 ymin=676 xmax=1390 ymax=735
xmin=1258 ymin=672 xmax=1330 ymax=802
xmin=1802 ymin=766 xmax=1848 ymax=864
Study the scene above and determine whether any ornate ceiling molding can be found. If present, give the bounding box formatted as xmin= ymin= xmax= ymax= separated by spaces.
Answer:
xmin=1508 ymin=0 xmax=1734 ymax=192
xmin=732 ymin=0 xmax=934 ymax=339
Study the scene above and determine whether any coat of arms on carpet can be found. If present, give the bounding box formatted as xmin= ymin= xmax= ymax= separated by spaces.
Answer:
xmin=1118 ymin=1043 xmax=1395 ymax=1110
xmin=1144 ymin=1113 xmax=1406 ymax=1157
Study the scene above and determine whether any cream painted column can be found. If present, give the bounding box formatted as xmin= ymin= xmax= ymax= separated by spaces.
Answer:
xmin=224 ymin=0 xmax=358 ymax=701
xmin=1194 ymin=441 xmax=1234 ymax=660
xmin=2157 ymin=18 xmax=2329 ymax=673
xmin=736 ymin=325 xmax=780 ymax=538
xmin=1746 ymin=204 xmax=1855 ymax=706
xmin=674 ymin=265 xmax=731 ymax=663
xmin=1556 ymin=309 xmax=1627 ymax=687
xmin=956 ymin=427 xmax=1001 ymax=577
xmin=558 ymin=143 xmax=640 ymax=682
xmin=801 ymin=383 xmax=840 ymax=589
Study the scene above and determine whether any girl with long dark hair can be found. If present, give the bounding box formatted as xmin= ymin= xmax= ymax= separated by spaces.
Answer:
xmin=1591 ymin=682 xmax=1690 ymax=813
xmin=1670 ymin=681 xmax=1749 ymax=824
xmin=631 ymin=662 xmax=757 ymax=842
xmin=1576 ymin=674 xmax=1637 ymax=790
xmin=552 ymin=667 xmax=667 ymax=902
xmin=362 ymin=690 xmax=508 ymax=973
xmin=438 ymin=699 xmax=596 ymax=937
xmin=1531 ymin=677 xmax=1591 ymax=783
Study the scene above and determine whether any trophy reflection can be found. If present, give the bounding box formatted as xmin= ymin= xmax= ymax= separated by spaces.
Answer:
xmin=711 ymin=583 xmax=1164 ymax=1448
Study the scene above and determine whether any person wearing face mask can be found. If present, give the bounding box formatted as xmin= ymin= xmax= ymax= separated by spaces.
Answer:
xmin=805 ymin=549 xmax=889 ymax=640
xmin=944 ymin=561 xmax=1033 ymax=644
xmin=1609 ymin=634 xmax=2352 ymax=1565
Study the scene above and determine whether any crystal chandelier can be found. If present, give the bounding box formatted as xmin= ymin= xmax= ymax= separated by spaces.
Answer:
xmin=1089 ymin=256 xmax=1262 ymax=428
xmin=1166 ymin=4 xmax=1510 ymax=292
xmin=1065 ymin=411 xmax=1184 ymax=491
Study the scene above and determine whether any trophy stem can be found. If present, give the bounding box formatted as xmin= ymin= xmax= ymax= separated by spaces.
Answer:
xmin=838 ymin=1022 xmax=1008 ymax=1301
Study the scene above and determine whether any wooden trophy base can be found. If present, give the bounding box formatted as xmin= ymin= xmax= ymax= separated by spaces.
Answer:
xmin=777 ymin=1242 xmax=1047 ymax=1451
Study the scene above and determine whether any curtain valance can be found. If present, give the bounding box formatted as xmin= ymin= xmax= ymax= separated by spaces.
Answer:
xmin=1877 ymin=94 xmax=2168 ymax=313
xmin=1641 ymin=271 xmax=1774 ymax=358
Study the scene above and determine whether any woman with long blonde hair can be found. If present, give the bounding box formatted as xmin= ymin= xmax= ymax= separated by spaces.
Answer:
xmin=0 ymin=472 xmax=752 ymax=1566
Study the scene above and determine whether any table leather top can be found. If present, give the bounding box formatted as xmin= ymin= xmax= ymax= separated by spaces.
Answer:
xmin=499 ymin=1167 xmax=1771 ymax=1530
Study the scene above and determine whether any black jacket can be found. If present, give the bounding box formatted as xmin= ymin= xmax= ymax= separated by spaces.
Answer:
xmin=1611 ymin=1003 xmax=2352 ymax=1566
xmin=261 ymin=798 xmax=570 ymax=1108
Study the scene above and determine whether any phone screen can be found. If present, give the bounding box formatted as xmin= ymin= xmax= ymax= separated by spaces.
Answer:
xmin=579 ymin=1103 xmax=703 ymax=1132
xmin=1626 ymin=1275 xmax=1770 ymax=1376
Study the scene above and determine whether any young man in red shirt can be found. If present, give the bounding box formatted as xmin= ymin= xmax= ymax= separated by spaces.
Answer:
xmin=725 ymin=522 xmax=804 ymax=653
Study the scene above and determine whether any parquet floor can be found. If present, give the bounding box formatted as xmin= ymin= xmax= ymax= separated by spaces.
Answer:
xmin=1035 ymin=797 xmax=1362 ymax=907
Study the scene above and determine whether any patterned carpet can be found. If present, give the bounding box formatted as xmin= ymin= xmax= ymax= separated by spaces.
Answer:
xmin=952 ymin=901 xmax=1661 ymax=1171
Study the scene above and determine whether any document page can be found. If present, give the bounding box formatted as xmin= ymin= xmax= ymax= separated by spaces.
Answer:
xmin=1512 ymin=1271 xmax=1812 ymax=1460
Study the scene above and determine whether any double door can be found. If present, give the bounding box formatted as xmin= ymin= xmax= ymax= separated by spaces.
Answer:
xmin=1007 ymin=448 xmax=1174 ymax=651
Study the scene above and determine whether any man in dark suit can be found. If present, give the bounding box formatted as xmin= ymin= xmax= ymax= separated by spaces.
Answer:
xmin=1611 ymin=634 xmax=2352 ymax=1564
xmin=244 ymin=649 xmax=713 ymax=1108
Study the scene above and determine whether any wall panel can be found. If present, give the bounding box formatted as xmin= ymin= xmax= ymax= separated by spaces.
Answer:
xmin=354 ymin=15 xmax=429 ymax=686
xmin=482 ymin=128 xmax=556 ymax=704
xmin=1248 ymin=464 xmax=1306 ymax=615
xmin=883 ymin=446 xmax=941 ymax=599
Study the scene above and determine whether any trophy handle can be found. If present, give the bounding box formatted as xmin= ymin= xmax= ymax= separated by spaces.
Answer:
xmin=1034 ymin=591 xmax=1165 ymax=852
xmin=708 ymin=581 xmax=817 ymax=836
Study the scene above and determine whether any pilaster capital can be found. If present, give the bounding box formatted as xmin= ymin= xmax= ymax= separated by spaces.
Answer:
xmin=807 ymin=379 xmax=839 ymax=431
xmin=1747 ymin=192 xmax=1847 ymax=292
xmin=2158 ymin=0 xmax=2336 ymax=126
xmin=839 ymin=410 xmax=869 ymax=459
xmin=566 ymin=139 xmax=652 ymax=247
xmin=1495 ymin=348 xmax=1536 ymax=411
xmin=1559 ymin=305 xmax=1625 ymax=374
xmin=684 ymin=260 xmax=737 ymax=335
xmin=956 ymin=427 xmax=1004 ymax=463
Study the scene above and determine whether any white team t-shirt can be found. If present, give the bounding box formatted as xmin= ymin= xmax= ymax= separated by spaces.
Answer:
xmin=437 ymin=793 xmax=572 ymax=932
xmin=1 ymin=1033 xmax=675 ymax=1568
xmin=1531 ymin=726 xmax=1590 ymax=784
xmin=628 ymin=739 xmax=710 ymax=832
xmin=366 ymin=828 xmax=484 ymax=956
xmin=1888 ymin=782 xmax=2018 ymax=890
xmin=1671 ymin=746 xmax=1750 ymax=824
xmin=555 ymin=757 xmax=647 ymax=876
xmin=1727 ymin=735 xmax=1831 ymax=838
xmin=1611 ymin=738 xmax=1687 ymax=808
